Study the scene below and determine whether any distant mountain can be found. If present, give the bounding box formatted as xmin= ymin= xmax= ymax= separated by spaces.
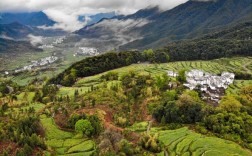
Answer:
xmin=0 ymin=22 xmax=66 ymax=39
xmin=0 ymin=22 xmax=34 ymax=39
xmin=0 ymin=11 xmax=55 ymax=26
xmin=75 ymin=0 xmax=252 ymax=51
xmin=75 ymin=7 xmax=160 ymax=52
xmin=78 ymin=12 xmax=116 ymax=26
xmin=121 ymin=0 xmax=252 ymax=50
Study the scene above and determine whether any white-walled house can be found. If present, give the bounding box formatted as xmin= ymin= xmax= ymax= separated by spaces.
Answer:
xmin=167 ymin=71 xmax=178 ymax=77
xmin=182 ymin=69 xmax=235 ymax=104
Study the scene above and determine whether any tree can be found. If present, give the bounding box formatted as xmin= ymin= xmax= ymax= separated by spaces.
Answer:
xmin=219 ymin=96 xmax=242 ymax=112
xmin=143 ymin=49 xmax=154 ymax=62
xmin=177 ymin=70 xmax=186 ymax=83
xmin=75 ymin=119 xmax=94 ymax=137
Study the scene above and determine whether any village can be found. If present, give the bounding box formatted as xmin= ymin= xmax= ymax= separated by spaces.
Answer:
xmin=168 ymin=69 xmax=235 ymax=105
xmin=73 ymin=47 xmax=99 ymax=56
xmin=38 ymin=36 xmax=66 ymax=49
xmin=13 ymin=56 xmax=58 ymax=73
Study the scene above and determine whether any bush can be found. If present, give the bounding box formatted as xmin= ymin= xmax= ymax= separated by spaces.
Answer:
xmin=75 ymin=119 xmax=94 ymax=137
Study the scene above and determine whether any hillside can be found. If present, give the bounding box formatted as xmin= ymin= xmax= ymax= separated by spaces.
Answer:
xmin=75 ymin=0 xmax=252 ymax=51
xmin=0 ymin=22 xmax=34 ymax=39
xmin=0 ymin=11 xmax=55 ymax=26
xmin=0 ymin=38 xmax=41 ymax=54
xmin=1 ymin=56 xmax=252 ymax=155
xmin=51 ymin=21 xmax=252 ymax=86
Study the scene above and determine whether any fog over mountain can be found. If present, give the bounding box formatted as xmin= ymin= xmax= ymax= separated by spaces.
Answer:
xmin=0 ymin=0 xmax=194 ymax=31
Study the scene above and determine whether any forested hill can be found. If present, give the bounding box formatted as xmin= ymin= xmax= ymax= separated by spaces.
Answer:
xmin=50 ymin=21 xmax=252 ymax=86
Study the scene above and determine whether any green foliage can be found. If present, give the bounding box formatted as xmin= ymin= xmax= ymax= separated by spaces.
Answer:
xmin=67 ymin=113 xmax=87 ymax=129
xmin=177 ymin=70 xmax=186 ymax=83
xmin=153 ymin=91 xmax=204 ymax=124
xmin=101 ymin=72 xmax=119 ymax=81
xmin=218 ymin=96 xmax=242 ymax=112
xmin=75 ymin=119 xmax=94 ymax=137
xmin=140 ymin=133 xmax=163 ymax=153
xmin=50 ymin=51 xmax=143 ymax=86
xmin=203 ymin=111 xmax=252 ymax=142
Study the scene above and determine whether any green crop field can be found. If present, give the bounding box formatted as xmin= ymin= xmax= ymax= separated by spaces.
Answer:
xmin=57 ymin=86 xmax=91 ymax=98
xmin=226 ymin=80 xmax=252 ymax=95
xmin=40 ymin=115 xmax=95 ymax=155
xmin=17 ymin=92 xmax=35 ymax=102
xmin=154 ymin=127 xmax=252 ymax=156
xmin=75 ymin=57 xmax=252 ymax=95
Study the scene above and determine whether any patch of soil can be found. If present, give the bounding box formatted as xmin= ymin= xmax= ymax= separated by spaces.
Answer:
xmin=54 ymin=113 xmax=74 ymax=132
xmin=0 ymin=141 xmax=19 ymax=156
xmin=76 ymin=105 xmax=123 ymax=133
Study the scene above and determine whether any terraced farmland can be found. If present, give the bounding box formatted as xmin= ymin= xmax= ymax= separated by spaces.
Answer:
xmin=40 ymin=115 xmax=96 ymax=155
xmin=75 ymin=57 xmax=252 ymax=90
xmin=154 ymin=127 xmax=252 ymax=156
xmin=226 ymin=80 xmax=252 ymax=95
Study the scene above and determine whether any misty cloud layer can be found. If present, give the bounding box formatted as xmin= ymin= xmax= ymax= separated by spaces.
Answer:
xmin=0 ymin=0 xmax=213 ymax=32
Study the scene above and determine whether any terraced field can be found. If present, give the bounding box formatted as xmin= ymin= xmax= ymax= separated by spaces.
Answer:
xmin=57 ymin=86 xmax=92 ymax=98
xmin=226 ymin=80 xmax=252 ymax=95
xmin=153 ymin=127 xmax=252 ymax=156
xmin=40 ymin=115 xmax=96 ymax=156
xmin=75 ymin=57 xmax=252 ymax=94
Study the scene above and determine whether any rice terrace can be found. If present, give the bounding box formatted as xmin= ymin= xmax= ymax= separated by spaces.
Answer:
xmin=1 ymin=0 xmax=252 ymax=155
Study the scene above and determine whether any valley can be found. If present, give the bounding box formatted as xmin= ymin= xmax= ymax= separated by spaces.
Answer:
xmin=0 ymin=0 xmax=252 ymax=155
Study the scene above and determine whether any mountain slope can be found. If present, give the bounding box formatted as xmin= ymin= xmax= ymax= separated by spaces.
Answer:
xmin=52 ymin=20 xmax=252 ymax=86
xmin=0 ymin=38 xmax=41 ymax=53
xmin=78 ymin=12 xmax=116 ymax=26
xmin=0 ymin=22 xmax=67 ymax=40
xmin=75 ymin=0 xmax=252 ymax=51
xmin=75 ymin=7 xmax=160 ymax=51
xmin=121 ymin=0 xmax=252 ymax=50
xmin=0 ymin=12 xmax=55 ymax=26
xmin=0 ymin=22 xmax=34 ymax=39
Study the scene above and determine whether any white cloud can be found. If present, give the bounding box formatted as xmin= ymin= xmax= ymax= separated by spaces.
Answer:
xmin=0 ymin=0 xmax=190 ymax=32
xmin=27 ymin=34 xmax=43 ymax=46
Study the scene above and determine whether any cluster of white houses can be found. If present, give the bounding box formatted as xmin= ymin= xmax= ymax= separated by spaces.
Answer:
xmin=167 ymin=69 xmax=235 ymax=105
xmin=38 ymin=36 xmax=66 ymax=49
xmin=73 ymin=47 xmax=99 ymax=56
xmin=14 ymin=56 xmax=58 ymax=73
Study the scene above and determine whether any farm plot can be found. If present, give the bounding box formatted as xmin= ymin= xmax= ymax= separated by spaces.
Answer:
xmin=40 ymin=115 xmax=95 ymax=155
xmin=57 ymin=86 xmax=91 ymax=98
xmin=226 ymin=80 xmax=252 ymax=95
xmin=155 ymin=127 xmax=252 ymax=156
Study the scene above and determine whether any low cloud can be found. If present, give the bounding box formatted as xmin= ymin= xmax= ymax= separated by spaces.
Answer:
xmin=0 ymin=34 xmax=13 ymax=40
xmin=27 ymin=34 xmax=43 ymax=46
xmin=0 ymin=0 xmax=194 ymax=32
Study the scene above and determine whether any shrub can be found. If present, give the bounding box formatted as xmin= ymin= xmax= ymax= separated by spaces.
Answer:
xmin=75 ymin=119 xmax=94 ymax=137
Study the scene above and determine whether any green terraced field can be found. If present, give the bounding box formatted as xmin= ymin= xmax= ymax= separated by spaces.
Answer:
xmin=154 ymin=127 xmax=252 ymax=156
xmin=226 ymin=80 xmax=252 ymax=95
xmin=40 ymin=115 xmax=95 ymax=155
xmin=75 ymin=57 xmax=252 ymax=95
xmin=17 ymin=92 xmax=35 ymax=102
xmin=57 ymin=86 xmax=91 ymax=98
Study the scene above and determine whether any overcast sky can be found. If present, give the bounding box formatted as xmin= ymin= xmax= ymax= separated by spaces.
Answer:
xmin=0 ymin=0 xmax=190 ymax=31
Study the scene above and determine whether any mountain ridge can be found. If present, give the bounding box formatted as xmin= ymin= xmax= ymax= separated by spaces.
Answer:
xmin=74 ymin=0 xmax=252 ymax=51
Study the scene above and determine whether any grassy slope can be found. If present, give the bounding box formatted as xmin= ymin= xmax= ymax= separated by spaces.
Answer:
xmin=73 ymin=57 xmax=252 ymax=97
xmin=40 ymin=115 xmax=95 ymax=155
xmin=153 ymin=127 xmax=252 ymax=156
